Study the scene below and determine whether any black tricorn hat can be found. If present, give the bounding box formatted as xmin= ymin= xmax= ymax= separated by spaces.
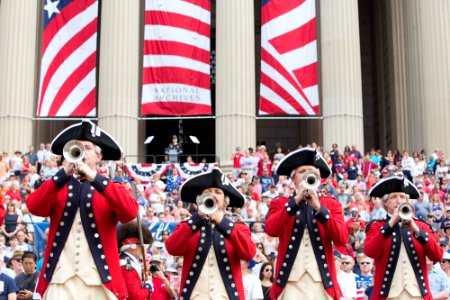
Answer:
xmin=51 ymin=119 xmax=123 ymax=160
xmin=180 ymin=168 xmax=245 ymax=208
xmin=116 ymin=221 xmax=154 ymax=252
xmin=275 ymin=147 xmax=331 ymax=178
xmin=369 ymin=175 xmax=420 ymax=199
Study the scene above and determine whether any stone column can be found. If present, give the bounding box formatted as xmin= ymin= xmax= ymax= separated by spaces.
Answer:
xmin=97 ymin=0 xmax=141 ymax=162
xmin=0 ymin=0 xmax=38 ymax=152
xmin=320 ymin=0 xmax=364 ymax=152
xmin=385 ymin=0 xmax=409 ymax=151
xmin=417 ymin=1 xmax=450 ymax=155
xmin=215 ymin=0 xmax=256 ymax=170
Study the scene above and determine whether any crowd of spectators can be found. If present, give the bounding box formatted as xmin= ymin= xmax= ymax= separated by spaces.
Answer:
xmin=1 ymin=141 xmax=450 ymax=299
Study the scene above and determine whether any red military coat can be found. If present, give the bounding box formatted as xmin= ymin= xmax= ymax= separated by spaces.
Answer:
xmin=265 ymin=196 xmax=348 ymax=300
xmin=27 ymin=169 xmax=138 ymax=299
xmin=165 ymin=214 xmax=256 ymax=300
xmin=365 ymin=218 xmax=443 ymax=300
xmin=120 ymin=253 xmax=151 ymax=300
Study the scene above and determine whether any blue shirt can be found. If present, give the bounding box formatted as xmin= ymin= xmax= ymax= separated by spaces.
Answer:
xmin=428 ymin=265 xmax=450 ymax=296
xmin=0 ymin=273 xmax=18 ymax=300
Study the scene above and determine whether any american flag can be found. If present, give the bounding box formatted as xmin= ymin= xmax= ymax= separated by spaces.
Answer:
xmin=141 ymin=0 xmax=211 ymax=116
xmin=37 ymin=0 xmax=98 ymax=117
xmin=259 ymin=0 xmax=319 ymax=115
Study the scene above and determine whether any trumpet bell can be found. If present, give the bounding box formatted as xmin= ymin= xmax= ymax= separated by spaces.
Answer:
xmin=63 ymin=140 xmax=85 ymax=164
xmin=302 ymin=170 xmax=321 ymax=190
xmin=398 ymin=203 xmax=413 ymax=221
xmin=197 ymin=192 xmax=218 ymax=215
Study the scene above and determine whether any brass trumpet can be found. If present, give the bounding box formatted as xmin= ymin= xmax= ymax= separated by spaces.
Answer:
xmin=63 ymin=140 xmax=84 ymax=164
xmin=196 ymin=192 xmax=218 ymax=216
xmin=398 ymin=203 xmax=414 ymax=221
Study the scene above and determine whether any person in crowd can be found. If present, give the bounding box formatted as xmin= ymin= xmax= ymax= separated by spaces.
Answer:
xmin=1 ymin=203 xmax=21 ymax=245
xmin=439 ymin=252 xmax=450 ymax=278
xmin=15 ymin=231 xmax=31 ymax=253
xmin=354 ymin=255 xmax=373 ymax=300
xmin=165 ymin=168 xmax=183 ymax=195
xmin=365 ymin=175 xmax=443 ymax=300
xmin=414 ymin=189 xmax=432 ymax=220
xmin=440 ymin=208 xmax=450 ymax=236
xmin=149 ymin=255 xmax=177 ymax=300
xmin=7 ymin=251 xmax=24 ymax=278
xmin=426 ymin=256 xmax=450 ymax=300
xmin=259 ymin=262 xmax=273 ymax=300
xmin=241 ymin=260 xmax=264 ymax=300
xmin=0 ymin=258 xmax=18 ymax=300
xmin=26 ymin=120 xmax=139 ymax=299
xmin=14 ymin=251 xmax=38 ymax=300
xmin=334 ymin=250 xmax=357 ymax=300
xmin=97 ymin=160 xmax=110 ymax=178
xmin=117 ymin=221 xmax=154 ymax=300
xmin=231 ymin=146 xmax=243 ymax=179
xmin=265 ymin=148 xmax=348 ymax=299
xmin=165 ymin=168 xmax=256 ymax=300
xmin=370 ymin=198 xmax=387 ymax=221
xmin=346 ymin=160 xmax=359 ymax=189
xmin=346 ymin=208 xmax=366 ymax=236
xmin=430 ymin=193 xmax=444 ymax=224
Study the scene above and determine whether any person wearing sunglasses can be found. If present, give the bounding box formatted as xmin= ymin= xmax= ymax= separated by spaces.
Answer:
xmin=439 ymin=252 xmax=450 ymax=278
xmin=259 ymin=262 xmax=274 ymax=300
xmin=365 ymin=176 xmax=443 ymax=300
xmin=334 ymin=250 xmax=357 ymax=300
xmin=355 ymin=256 xmax=374 ymax=300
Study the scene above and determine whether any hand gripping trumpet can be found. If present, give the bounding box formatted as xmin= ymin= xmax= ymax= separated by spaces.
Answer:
xmin=301 ymin=170 xmax=321 ymax=199
xmin=196 ymin=192 xmax=218 ymax=221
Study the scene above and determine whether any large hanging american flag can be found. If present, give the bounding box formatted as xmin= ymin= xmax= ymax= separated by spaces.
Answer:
xmin=259 ymin=0 xmax=319 ymax=115
xmin=37 ymin=0 xmax=98 ymax=117
xmin=141 ymin=0 xmax=211 ymax=116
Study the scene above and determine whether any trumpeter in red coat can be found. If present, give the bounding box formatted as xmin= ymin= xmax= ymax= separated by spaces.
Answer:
xmin=27 ymin=120 xmax=138 ymax=299
xmin=165 ymin=168 xmax=256 ymax=300
xmin=265 ymin=148 xmax=348 ymax=300
xmin=364 ymin=176 xmax=443 ymax=300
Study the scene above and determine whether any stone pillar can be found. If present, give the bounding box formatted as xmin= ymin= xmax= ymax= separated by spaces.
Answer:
xmin=0 ymin=0 xmax=38 ymax=152
xmin=320 ymin=0 xmax=365 ymax=152
xmin=97 ymin=0 xmax=141 ymax=162
xmin=418 ymin=1 xmax=450 ymax=155
xmin=215 ymin=0 xmax=256 ymax=170
xmin=402 ymin=0 xmax=425 ymax=153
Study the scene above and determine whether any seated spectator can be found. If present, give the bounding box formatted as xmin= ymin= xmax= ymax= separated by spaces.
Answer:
xmin=355 ymin=256 xmax=374 ymax=300
xmin=262 ymin=185 xmax=278 ymax=200
xmin=440 ymin=208 xmax=450 ymax=236
xmin=334 ymin=251 xmax=357 ymax=300
xmin=427 ymin=257 xmax=450 ymax=299
xmin=0 ymin=259 xmax=18 ymax=299
xmin=336 ymin=183 xmax=352 ymax=217
xmin=163 ymin=206 xmax=175 ymax=222
xmin=439 ymin=252 xmax=450 ymax=278
xmin=259 ymin=262 xmax=273 ymax=300
xmin=15 ymin=231 xmax=31 ymax=253
xmin=14 ymin=251 xmax=39 ymax=300
xmin=370 ymin=198 xmax=387 ymax=221
xmin=144 ymin=207 xmax=158 ymax=223
xmin=414 ymin=191 xmax=431 ymax=220
xmin=7 ymin=251 xmax=24 ymax=278
xmin=346 ymin=208 xmax=366 ymax=235
xmin=241 ymin=260 xmax=264 ymax=300
xmin=260 ymin=169 xmax=274 ymax=193
xmin=165 ymin=168 xmax=184 ymax=194
xmin=349 ymin=221 xmax=365 ymax=252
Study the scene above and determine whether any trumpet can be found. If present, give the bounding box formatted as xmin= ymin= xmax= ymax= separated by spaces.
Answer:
xmin=197 ymin=192 xmax=218 ymax=216
xmin=63 ymin=140 xmax=84 ymax=170
xmin=398 ymin=203 xmax=414 ymax=221
xmin=302 ymin=170 xmax=321 ymax=191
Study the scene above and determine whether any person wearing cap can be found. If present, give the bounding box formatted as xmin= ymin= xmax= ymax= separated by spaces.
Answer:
xmin=439 ymin=252 xmax=450 ymax=278
xmin=333 ymin=250 xmax=357 ymax=300
xmin=439 ymin=208 xmax=450 ymax=236
xmin=265 ymin=148 xmax=348 ymax=299
xmin=117 ymin=221 xmax=155 ymax=300
xmin=241 ymin=259 xmax=263 ymax=300
xmin=149 ymin=254 xmax=176 ymax=300
xmin=26 ymin=120 xmax=139 ymax=300
xmin=364 ymin=175 xmax=443 ymax=300
xmin=165 ymin=168 xmax=256 ymax=300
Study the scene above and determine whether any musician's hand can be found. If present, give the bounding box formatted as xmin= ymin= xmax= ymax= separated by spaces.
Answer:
xmin=76 ymin=161 xmax=96 ymax=182
xmin=64 ymin=162 xmax=76 ymax=176
xmin=294 ymin=181 xmax=321 ymax=211
xmin=388 ymin=206 xmax=401 ymax=228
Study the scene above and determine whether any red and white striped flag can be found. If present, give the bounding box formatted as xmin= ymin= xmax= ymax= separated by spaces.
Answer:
xmin=141 ymin=0 xmax=211 ymax=116
xmin=259 ymin=0 xmax=319 ymax=115
xmin=37 ymin=0 xmax=98 ymax=117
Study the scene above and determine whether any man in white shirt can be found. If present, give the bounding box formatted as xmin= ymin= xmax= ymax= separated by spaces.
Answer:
xmin=241 ymin=260 xmax=264 ymax=300
xmin=334 ymin=251 xmax=357 ymax=300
